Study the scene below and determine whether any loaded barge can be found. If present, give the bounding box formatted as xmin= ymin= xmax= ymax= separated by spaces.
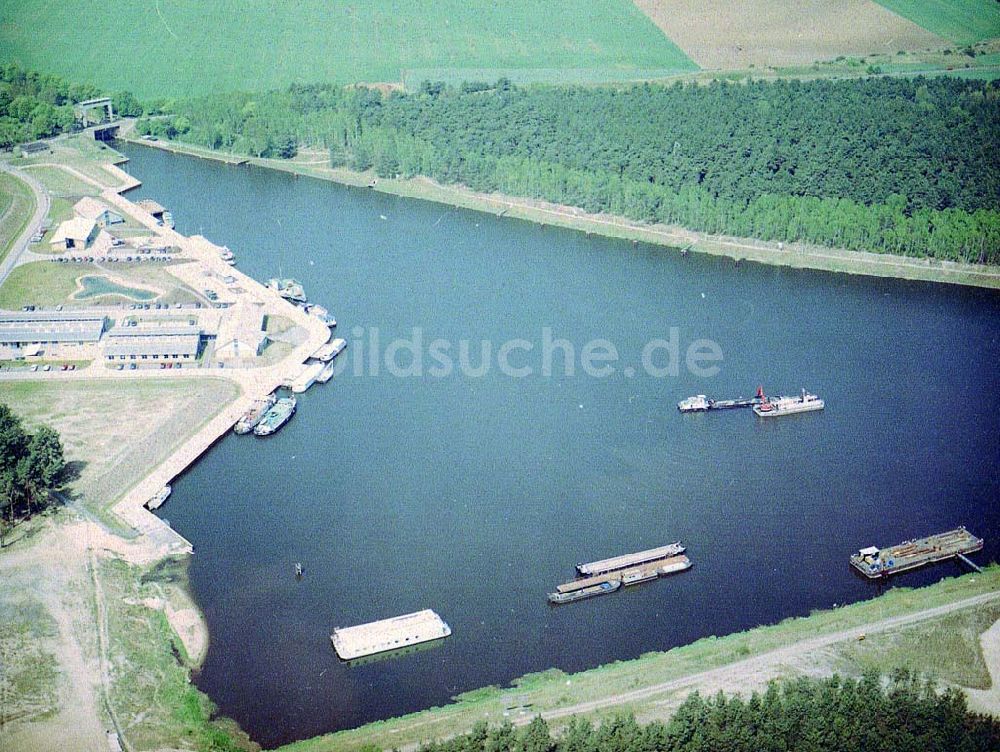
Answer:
xmin=850 ymin=527 xmax=983 ymax=579
xmin=331 ymin=609 xmax=451 ymax=660
xmin=549 ymin=544 xmax=691 ymax=604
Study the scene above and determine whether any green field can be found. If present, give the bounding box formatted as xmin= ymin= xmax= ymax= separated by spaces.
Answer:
xmin=874 ymin=0 xmax=1000 ymax=45
xmin=0 ymin=1 xmax=696 ymax=98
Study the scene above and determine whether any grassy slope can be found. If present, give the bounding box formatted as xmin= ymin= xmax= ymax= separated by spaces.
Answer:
xmin=0 ymin=1 xmax=695 ymax=98
xmin=0 ymin=171 xmax=36 ymax=264
xmin=283 ymin=567 xmax=1000 ymax=752
xmin=874 ymin=0 xmax=1000 ymax=45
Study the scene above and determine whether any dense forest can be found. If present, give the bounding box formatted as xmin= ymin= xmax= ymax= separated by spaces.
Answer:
xmin=411 ymin=673 xmax=1000 ymax=752
xmin=0 ymin=403 xmax=65 ymax=546
xmin=147 ymin=76 xmax=1000 ymax=263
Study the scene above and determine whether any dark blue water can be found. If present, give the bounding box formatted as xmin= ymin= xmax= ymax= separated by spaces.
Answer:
xmin=119 ymin=144 xmax=1000 ymax=748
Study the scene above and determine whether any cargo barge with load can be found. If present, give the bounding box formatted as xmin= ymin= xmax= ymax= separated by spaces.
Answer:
xmin=331 ymin=609 xmax=451 ymax=660
xmin=548 ymin=580 xmax=621 ymax=604
xmin=850 ymin=526 xmax=983 ymax=579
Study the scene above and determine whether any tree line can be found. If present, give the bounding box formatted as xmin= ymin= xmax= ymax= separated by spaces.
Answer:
xmin=410 ymin=672 xmax=1000 ymax=752
xmin=0 ymin=403 xmax=66 ymax=546
xmin=148 ymin=76 xmax=1000 ymax=263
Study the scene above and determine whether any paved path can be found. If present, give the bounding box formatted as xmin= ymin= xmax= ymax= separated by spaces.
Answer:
xmin=0 ymin=162 xmax=49 ymax=287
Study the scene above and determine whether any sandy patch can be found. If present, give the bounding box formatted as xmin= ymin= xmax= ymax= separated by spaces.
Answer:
xmin=634 ymin=0 xmax=947 ymax=69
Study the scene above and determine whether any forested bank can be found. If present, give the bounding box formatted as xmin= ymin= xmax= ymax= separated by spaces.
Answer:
xmin=411 ymin=673 xmax=1000 ymax=752
xmin=143 ymin=76 xmax=1000 ymax=263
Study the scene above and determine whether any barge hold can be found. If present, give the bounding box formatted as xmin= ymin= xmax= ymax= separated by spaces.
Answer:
xmin=331 ymin=609 xmax=451 ymax=660
xmin=577 ymin=542 xmax=685 ymax=576
xmin=234 ymin=393 xmax=277 ymax=434
xmin=254 ymin=396 xmax=297 ymax=436
xmin=850 ymin=527 xmax=983 ymax=579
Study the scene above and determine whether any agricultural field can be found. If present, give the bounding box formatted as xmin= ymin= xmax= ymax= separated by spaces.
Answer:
xmin=873 ymin=0 xmax=1000 ymax=45
xmin=634 ymin=0 xmax=946 ymax=69
xmin=0 ymin=0 xmax=696 ymax=98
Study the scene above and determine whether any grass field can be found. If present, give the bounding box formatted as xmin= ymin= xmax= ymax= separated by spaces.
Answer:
xmin=0 ymin=171 xmax=36 ymax=264
xmin=0 ymin=1 xmax=696 ymax=98
xmin=874 ymin=0 xmax=1000 ymax=45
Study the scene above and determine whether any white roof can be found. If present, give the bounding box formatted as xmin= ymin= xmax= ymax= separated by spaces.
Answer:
xmin=73 ymin=196 xmax=114 ymax=221
xmin=215 ymin=302 xmax=266 ymax=357
xmin=859 ymin=546 xmax=880 ymax=556
xmin=51 ymin=217 xmax=97 ymax=245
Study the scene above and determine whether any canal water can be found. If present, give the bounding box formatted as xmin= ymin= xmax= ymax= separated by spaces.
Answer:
xmin=119 ymin=144 xmax=1000 ymax=748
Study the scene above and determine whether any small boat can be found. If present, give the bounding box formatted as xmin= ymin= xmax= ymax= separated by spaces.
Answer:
xmin=547 ymin=580 xmax=620 ymax=604
xmin=295 ymin=562 xmax=303 ymax=577
xmin=318 ymin=312 xmax=337 ymax=328
xmin=162 ymin=211 xmax=175 ymax=229
xmin=316 ymin=361 xmax=336 ymax=384
xmin=254 ymin=396 xmax=297 ymax=436
xmin=234 ymin=394 xmax=277 ymax=434
xmin=145 ymin=485 xmax=171 ymax=510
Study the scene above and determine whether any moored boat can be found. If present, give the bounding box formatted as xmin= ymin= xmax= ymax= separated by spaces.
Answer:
xmin=290 ymin=362 xmax=325 ymax=393
xmin=312 ymin=337 xmax=347 ymax=362
xmin=234 ymin=393 xmax=277 ymax=434
xmin=267 ymin=278 xmax=307 ymax=303
xmin=547 ymin=580 xmax=620 ymax=604
xmin=316 ymin=360 xmax=336 ymax=384
xmin=145 ymin=485 xmax=171 ymax=510
xmin=254 ymin=396 xmax=297 ymax=436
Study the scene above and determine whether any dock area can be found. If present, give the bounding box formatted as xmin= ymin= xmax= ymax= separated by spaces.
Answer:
xmin=331 ymin=609 xmax=452 ymax=660
xmin=850 ymin=527 xmax=983 ymax=579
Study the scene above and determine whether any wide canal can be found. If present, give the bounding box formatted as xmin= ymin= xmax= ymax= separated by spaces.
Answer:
xmin=119 ymin=143 xmax=1000 ymax=747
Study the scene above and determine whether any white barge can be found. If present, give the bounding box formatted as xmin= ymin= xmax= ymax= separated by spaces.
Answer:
xmin=753 ymin=388 xmax=824 ymax=417
xmin=331 ymin=609 xmax=451 ymax=660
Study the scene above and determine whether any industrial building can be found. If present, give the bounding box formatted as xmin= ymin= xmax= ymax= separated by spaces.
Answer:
xmin=103 ymin=323 xmax=202 ymax=362
xmin=0 ymin=310 xmax=107 ymax=358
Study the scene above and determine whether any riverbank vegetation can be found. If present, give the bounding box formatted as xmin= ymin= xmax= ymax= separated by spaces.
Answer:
xmin=412 ymin=671 xmax=1000 ymax=752
xmin=144 ymin=76 xmax=1000 ymax=262
xmin=0 ymin=403 xmax=65 ymax=546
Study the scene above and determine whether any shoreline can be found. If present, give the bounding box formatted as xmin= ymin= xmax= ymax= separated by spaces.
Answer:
xmin=123 ymin=136 xmax=1000 ymax=291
